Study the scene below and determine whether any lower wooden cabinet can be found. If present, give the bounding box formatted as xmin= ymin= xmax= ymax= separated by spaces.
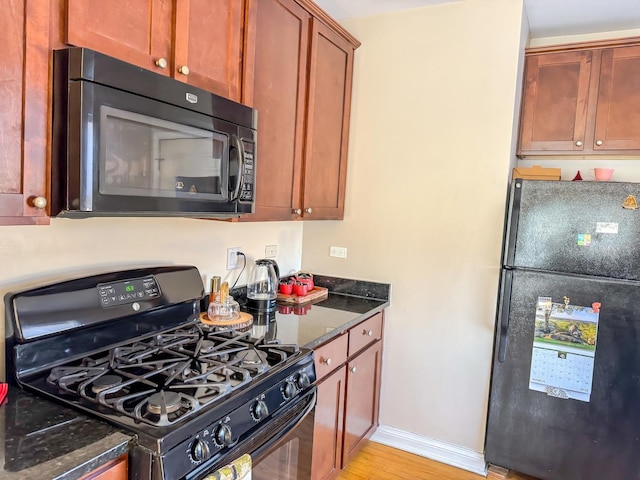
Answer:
xmin=342 ymin=340 xmax=382 ymax=466
xmin=79 ymin=454 xmax=128 ymax=480
xmin=312 ymin=366 xmax=346 ymax=480
xmin=311 ymin=312 xmax=384 ymax=479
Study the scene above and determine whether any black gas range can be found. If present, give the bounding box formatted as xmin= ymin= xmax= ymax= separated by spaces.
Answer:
xmin=5 ymin=266 xmax=316 ymax=480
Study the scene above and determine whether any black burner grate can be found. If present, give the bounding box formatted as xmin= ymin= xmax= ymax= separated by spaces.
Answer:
xmin=45 ymin=323 xmax=298 ymax=426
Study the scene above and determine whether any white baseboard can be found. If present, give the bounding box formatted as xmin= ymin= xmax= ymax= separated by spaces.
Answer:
xmin=370 ymin=425 xmax=488 ymax=476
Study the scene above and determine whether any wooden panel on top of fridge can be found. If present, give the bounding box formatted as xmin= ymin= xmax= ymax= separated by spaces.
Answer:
xmin=302 ymin=19 xmax=354 ymax=220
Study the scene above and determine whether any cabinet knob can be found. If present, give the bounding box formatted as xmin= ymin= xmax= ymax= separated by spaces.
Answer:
xmin=363 ymin=329 xmax=373 ymax=337
xmin=292 ymin=208 xmax=302 ymax=215
xmin=320 ymin=357 xmax=332 ymax=366
xmin=350 ymin=366 xmax=357 ymax=374
xmin=179 ymin=65 xmax=190 ymax=76
xmin=596 ymin=139 xmax=604 ymax=146
xmin=155 ymin=58 xmax=168 ymax=69
xmin=305 ymin=207 xmax=313 ymax=214
xmin=32 ymin=196 xmax=47 ymax=209
xmin=575 ymin=140 xmax=583 ymax=147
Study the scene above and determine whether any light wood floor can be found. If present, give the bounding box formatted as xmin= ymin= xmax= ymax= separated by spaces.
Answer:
xmin=336 ymin=442 xmax=537 ymax=480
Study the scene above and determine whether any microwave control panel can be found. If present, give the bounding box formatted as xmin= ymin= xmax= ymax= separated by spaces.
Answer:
xmin=97 ymin=276 xmax=161 ymax=307
xmin=239 ymin=141 xmax=254 ymax=201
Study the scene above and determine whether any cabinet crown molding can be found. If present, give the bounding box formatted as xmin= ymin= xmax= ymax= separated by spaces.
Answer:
xmin=526 ymin=35 xmax=640 ymax=55
xmin=294 ymin=0 xmax=361 ymax=48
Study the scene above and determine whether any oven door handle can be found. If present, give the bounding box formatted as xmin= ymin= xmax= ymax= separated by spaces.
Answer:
xmin=187 ymin=387 xmax=317 ymax=480
xmin=229 ymin=135 xmax=245 ymax=201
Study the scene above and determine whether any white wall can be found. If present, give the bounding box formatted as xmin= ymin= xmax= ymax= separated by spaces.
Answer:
xmin=302 ymin=0 xmax=525 ymax=454
xmin=0 ymin=218 xmax=303 ymax=378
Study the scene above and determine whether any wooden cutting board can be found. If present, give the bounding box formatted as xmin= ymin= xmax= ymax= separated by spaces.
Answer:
xmin=199 ymin=311 xmax=253 ymax=330
xmin=277 ymin=286 xmax=329 ymax=305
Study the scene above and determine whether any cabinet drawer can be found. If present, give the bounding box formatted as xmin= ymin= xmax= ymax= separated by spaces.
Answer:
xmin=348 ymin=312 xmax=383 ymax=357
xmin=314 ymin=333 xmax=348 ymax=381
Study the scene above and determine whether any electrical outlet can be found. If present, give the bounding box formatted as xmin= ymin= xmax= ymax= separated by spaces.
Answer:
xmin=329 ymin=246 xmax=348 ymax=258
xmin=265 ymin=245 xmax=278 ymax=258
xmin=227 ymin=247 xmax=242 ymax=270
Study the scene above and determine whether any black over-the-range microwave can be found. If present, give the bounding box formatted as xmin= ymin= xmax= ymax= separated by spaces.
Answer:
xmin=51 ymin=47 xmax=257 ymax=218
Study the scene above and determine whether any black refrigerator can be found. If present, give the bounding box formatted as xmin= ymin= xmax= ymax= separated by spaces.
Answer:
xmin=485 ymin=180 xmax=640 ymax=480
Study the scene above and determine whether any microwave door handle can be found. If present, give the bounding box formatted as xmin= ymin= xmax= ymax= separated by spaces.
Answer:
xmin=230 ymin=135 xmax=245 ymax=201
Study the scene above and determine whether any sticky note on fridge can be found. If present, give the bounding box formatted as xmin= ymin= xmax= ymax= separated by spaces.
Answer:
xmin=596 ymin=222 xmax=618 ymax=234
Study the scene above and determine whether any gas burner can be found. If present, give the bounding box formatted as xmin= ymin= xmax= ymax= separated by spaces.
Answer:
xmin=147 ymin=391 xmax=182 ymax=415
xmin=236 ymin=349 xmax=267 ymax=366
xmin=200 ymin=340 xmax=215 ymax=354
xmin=42 ymin=323 xmax=299 ymax=425
xmin=91 ymin=374 xmax=123 ymax=394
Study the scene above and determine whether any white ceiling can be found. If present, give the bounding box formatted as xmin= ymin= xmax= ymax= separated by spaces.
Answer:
xmin=313 ymin=0 xmax=640 ymax=39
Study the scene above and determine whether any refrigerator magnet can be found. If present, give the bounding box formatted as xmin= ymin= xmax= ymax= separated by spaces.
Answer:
xmin=622 ymin=195 xmax=638 ymax=209
xmin=577 ymin=234 xmax=591 ymax=246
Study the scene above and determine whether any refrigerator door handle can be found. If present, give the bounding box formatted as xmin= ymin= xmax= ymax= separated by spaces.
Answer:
xmin=497 ymin=269 xmax=514 ymax=363
xmin=503 ymin=180 xmax=523 ymax=267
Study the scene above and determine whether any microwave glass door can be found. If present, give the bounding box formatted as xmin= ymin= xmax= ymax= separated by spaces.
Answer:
xmin=100 ymin=107 xmax=228 ymax=201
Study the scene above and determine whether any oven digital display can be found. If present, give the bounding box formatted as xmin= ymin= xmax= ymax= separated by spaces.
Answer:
xmin=97 ymin=275 xmax=160 ymax=307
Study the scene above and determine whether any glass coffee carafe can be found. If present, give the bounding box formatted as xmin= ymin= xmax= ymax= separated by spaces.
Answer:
xmin=246 ymin=259 xmax=280 ymax=312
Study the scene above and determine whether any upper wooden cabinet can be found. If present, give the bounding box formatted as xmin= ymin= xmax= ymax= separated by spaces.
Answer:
xmin=0 ymin=0 xmax=50 ymax=225
xmin=243 ymin=0 xmax=359 ymax=221
xmin=593 ymin=45 xmax=640 ymax=151
xmin=0 ymin=0 xmax=357 ymax=225
xmin=65 ymin=0 xmax=245 ymax=101
xmin=303 ymin=19 xmax=354 ymax=220
xmin=243 ymin=0 xmax=310 ymax=221
xmin=519 ymin=51 xmax=592 ymax=154
xmin=518 ymin=37 xmax=640 ymax=157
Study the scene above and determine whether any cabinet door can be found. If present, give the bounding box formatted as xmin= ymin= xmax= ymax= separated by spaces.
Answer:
xmin=302 ymin=19 xmax=354 ymax=220
xmin=593 ymin=45 xmax=640 ymax=151
xmin=518 ymin=51 xmax=592 ymax=154
xmin=243 ymin=0 xmax=310 ymax=220
xmin=173 ymin=0 xmax=245 ymax=101
xmin=342 ymin=341 xmax=382 ymax=467
xmin=312 ymin=366 xmax=346 ymax=480
xmin=66 ymin=0 xmax=173 ymax=75
xmin=0 ymin=0 xmax=50 ymax=225
xmin=80 ymin=454 xmax=127 ymax=480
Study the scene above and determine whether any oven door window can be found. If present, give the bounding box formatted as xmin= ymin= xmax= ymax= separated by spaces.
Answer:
xmin=100 ymin=106 xmax=228 ymax=201
xmin=253 ymin=437 xmax=304 ymax=480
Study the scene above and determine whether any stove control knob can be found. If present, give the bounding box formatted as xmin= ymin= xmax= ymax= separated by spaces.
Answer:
xmin=214 ymin=424 xmax=233 ymax=447
xmin=282 ymin=380 xmax=297 ymax=400
xmin=295 ymin=372 xmax=311 ymax=390
xmin=251 ymin=400 xmax=269 ymax=421
xmin=190 ymin=439 xmax=211 ymax=462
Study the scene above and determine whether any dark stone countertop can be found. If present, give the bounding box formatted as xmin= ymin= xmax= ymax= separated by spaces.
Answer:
xmin=0 ymin=387 xmax=133 ymax=480
xmin=1 ymin=275 xmax=389 ymax=479
xmin=244 ymin=274 xmax=391 ymax=349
